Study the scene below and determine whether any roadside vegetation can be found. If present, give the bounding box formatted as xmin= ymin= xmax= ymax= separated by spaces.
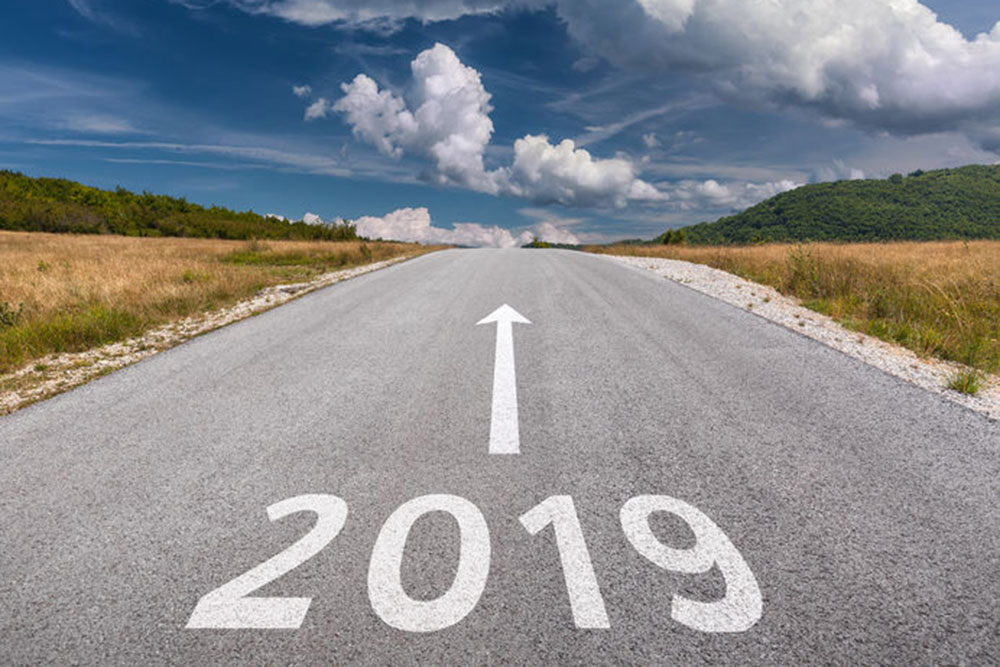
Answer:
xmin=0 ymin=231 xmax=434 ymax=374
xmin=0 ymin=170 xmax=358 ymax=241
xmin=590 ymin=241 xmax=1000 ymax=394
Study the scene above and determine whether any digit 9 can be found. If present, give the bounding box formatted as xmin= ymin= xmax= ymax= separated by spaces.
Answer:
xmin=620 ymin=495 xmax=762 ymax=633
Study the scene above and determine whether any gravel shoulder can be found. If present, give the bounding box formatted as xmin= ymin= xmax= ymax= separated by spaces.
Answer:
xmin=606 ymin=254 xmax=1000 ymax=422
xmin=0 ymin=255 xmax=414 ymax=416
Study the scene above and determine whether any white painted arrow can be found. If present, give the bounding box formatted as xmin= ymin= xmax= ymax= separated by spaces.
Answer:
xmin=477 ymin=304 xmax=531 ymax=455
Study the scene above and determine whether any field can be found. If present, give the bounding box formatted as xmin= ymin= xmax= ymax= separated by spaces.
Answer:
xmin=592 ymin=241 xmax=1000 ymax=392
xmin=0 ymin=231 xmax=435 ymax=374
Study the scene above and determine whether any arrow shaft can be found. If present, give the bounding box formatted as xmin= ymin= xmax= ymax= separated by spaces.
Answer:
xmin=488 ymin=321 xmax=520 ymax=455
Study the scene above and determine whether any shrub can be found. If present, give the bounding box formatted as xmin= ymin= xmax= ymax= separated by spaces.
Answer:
xmin=0 ymin=301 xmax=24 ymax=328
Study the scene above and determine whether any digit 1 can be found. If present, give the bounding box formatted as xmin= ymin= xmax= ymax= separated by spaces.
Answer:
xmin=520 ymin=495 xmax=610 ymax=629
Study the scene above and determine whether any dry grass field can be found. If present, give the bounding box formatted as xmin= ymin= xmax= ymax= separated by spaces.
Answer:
xmin=592 ymin=241 xmax=1000 ymax=392
xmin=0 ymin=231 xmax=436 ymax=374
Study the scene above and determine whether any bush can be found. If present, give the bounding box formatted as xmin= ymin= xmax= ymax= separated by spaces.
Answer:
xmin=0 ymin=301 xmax=24 ymax=328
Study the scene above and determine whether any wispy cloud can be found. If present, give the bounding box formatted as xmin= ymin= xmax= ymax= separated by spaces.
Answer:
xmin=332 ymin=41 xmax=409 ymax=58
xmin=0 ymin=60 xmax=426 ymax=184
xmin=641 ymin=158 xmax=809 ymax=184
xmin=27 ymin=137 xmax=422 ymax=184
xmin=0 ymin=63 xmax=121 ymax=107
xmin=573 ymin=95 xmax=717 ymax=148
xmin=0 ymin=63 xmax=151 ymax=137
xmin=65 ymin=0 xmax=139 ymax=35
xmin=517 ymin=207 xmax=586 ymax=226
xmin=66 ymin=0 xmax=99 ymax=22
xmin=30 ymin=138 xmax=354 ymax=177
xmin=59 ymin=114 xmax=146 ymax=135
xmin=102 ymin=157 xmax=274 ymax=170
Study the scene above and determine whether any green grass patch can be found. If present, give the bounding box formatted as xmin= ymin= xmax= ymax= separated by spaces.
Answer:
xmin=948 ymin=369 xmax=984 ymax=395
xmin=180 ymin=269 xmax=212 ymax=284
xmin=802 ymin=299 xmax=832 ymax=315
xmin=0 ymin=304 xmax=144 ymax=373
xmin=220 ymin=248 xmax=355 ymax=268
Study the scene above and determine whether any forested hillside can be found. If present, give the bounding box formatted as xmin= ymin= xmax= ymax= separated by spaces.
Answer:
xmin=680 ymin=165 xmax=1000 ymax=245
xmin=0 ymin=171 xmax=357 ymax=241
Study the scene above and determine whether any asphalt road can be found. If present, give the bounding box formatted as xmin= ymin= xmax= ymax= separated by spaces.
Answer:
xmin=1 ymin=249 xmax=998 ymax=665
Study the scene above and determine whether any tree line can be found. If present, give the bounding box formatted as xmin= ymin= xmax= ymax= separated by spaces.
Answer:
xmin=0 ymin=171 xmax=358 ymax=241
xmin=675 ymin=165 xmax=1000 ymax=245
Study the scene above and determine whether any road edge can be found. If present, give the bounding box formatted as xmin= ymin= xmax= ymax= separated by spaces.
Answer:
xmin=599 ymin=252 xmax=1000 ymax=423
xmin=0 ymin=252 xmax=432 ymax=417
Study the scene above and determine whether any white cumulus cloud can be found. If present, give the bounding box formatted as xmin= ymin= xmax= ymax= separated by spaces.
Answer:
xmin=333 ymin=43 xmax=496 ymax=192
xmin=501 ymin=134 xmax=666 ymax=208
xmin=566 ymin=0 xmax=1000 ymax=143
xmin=355 ymin=207 xmax=533 ymax=247
xmin=292 ymin=84 xmax=312 ymax=98
xmin=304 ymin=97 xmax=333 ymax=121
xmin=662 ymin=178 xmax=802 ymax=212
xmin=302 ymin=212 xmax=324 ymax=224
xmin=329 ymin=43 xmax=664 ymax=207
xmin=517 ymin=207 xmax=584 ymax=244
xmin=246 ymin=0 xmax=1000 ymax=147
xmin=530 ymin=222 xmax=580 ymax=245
xmin=353 ymin=206 xmax=581 ymax=246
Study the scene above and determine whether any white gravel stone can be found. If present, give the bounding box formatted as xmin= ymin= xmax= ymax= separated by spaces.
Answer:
xmin=606 ymin=254 xmax=1000 ymax=423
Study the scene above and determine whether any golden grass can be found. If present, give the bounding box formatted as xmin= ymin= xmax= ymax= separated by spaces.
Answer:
xmin=592 ymin=241 xmax=1000 ymax=377
xmin=0 ymin=231 xmax=438 ymax=373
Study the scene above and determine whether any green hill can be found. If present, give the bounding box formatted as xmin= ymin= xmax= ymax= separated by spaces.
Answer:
xmin=680 ymin=165 xmax=1000 ymax=245
xmin=0 ymin=170 xmax=357 ymax=241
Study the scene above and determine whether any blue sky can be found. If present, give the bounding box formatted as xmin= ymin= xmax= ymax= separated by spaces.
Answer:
xmin=2 ymin=1 xmax=999 ymax=245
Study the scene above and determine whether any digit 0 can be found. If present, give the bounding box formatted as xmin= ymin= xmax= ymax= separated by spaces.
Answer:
xmin=368 ymin=494 xmax=491 ymax=633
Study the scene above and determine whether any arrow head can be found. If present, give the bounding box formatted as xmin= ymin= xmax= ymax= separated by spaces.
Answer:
xmin=476 ymin=304 xmax=531 ymax=326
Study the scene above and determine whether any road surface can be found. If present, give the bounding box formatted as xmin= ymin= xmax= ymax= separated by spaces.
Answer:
xmin=1 ymin=249 xmax=998 ymax=665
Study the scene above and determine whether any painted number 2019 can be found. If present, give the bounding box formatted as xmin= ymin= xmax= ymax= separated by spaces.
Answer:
xmin=187 ymin=494 xmax=762 ymax=633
